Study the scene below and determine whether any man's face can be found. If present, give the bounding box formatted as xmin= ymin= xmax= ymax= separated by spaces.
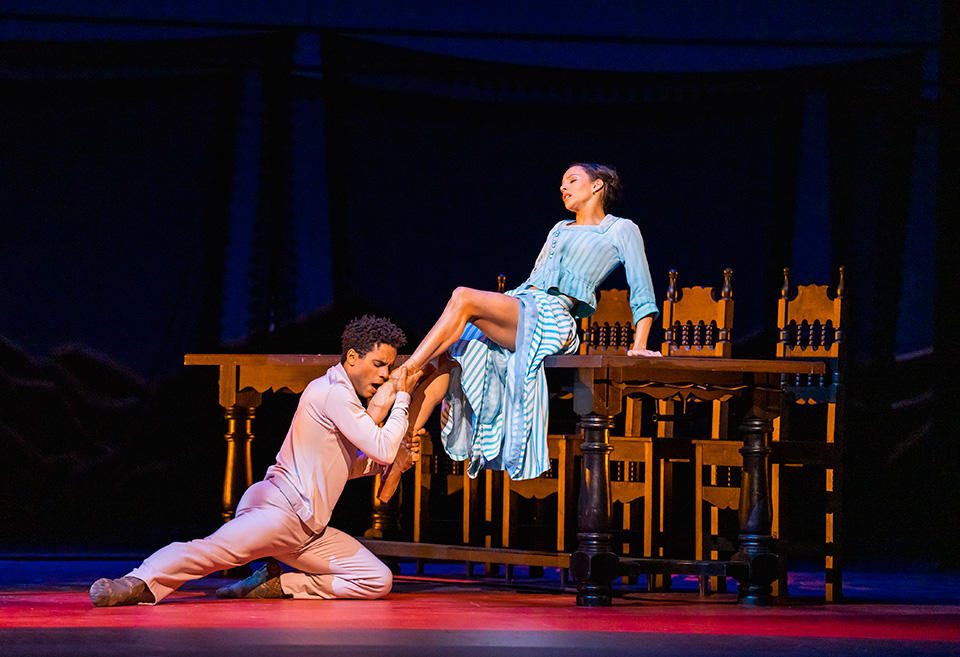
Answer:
xmin=343 ymin=342 xmax=398 ymax=399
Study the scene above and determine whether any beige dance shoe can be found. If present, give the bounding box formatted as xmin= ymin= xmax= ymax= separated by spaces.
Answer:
xmin=89 ymin=575 xmax=155 ymax=607
xmin=215 ymin=559 xmax=287 ymax=599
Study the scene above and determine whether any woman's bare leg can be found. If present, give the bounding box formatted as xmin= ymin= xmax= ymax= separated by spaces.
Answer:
xmin=376 ymin=356 xmax=457 ymax=503
xmin=406 ymin=355 xmax=456 ymax=434
xmin=405 ymin=287 xmax=520 ymax=373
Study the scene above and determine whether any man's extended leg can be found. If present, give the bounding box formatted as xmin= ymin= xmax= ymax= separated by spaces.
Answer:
xmin=275 ymin=526 xmax=393 ymax=599
xmin=89 ymin=576 xmax=155 ymax=606
xmin=91 ymin=481 xmax=307 ymax=606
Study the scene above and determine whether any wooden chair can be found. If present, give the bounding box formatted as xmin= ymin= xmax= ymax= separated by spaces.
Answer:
xmin=770 ymin=266 xmax=846 ymax=601
xmin=499 ymin=282 xmax=584 ymax=565
xmin=579 ymin=289 xmax=659 ymax=574
xmin=500 ymin=284 xmax=650 ymax=565
xmin=410 ymin=406 xmax=504 ymax=581
xmin=456 ymin=275 xmax=511 ymax=569
xmin=656 ymin=269 xmax=735 ymax=448
xmin=693 ymin=437 xmax=742 ymax=571
xmin=609 ymin=435 xmax=655 ymax=565
xmin=692 ymin=268 xmax=845 ymax=599
xmin=661 ymin=268 xmax=734 ymax=359
xmin=655 ymin=269 xmax=736 ymax=583
xmin=412 ymin=432 xmax=434 ymax=544
xmin=580 ymin=287 xmax=650 ymax=442
xmin=581 ymin=288 xmax=636 ymax=354
xmin=582 ymin=273 xmax=739 ymax=588
xmin=501 ymin=435 xmax=579 ymax=553
xmin=418 ymin=274 xmax=507 ymax=574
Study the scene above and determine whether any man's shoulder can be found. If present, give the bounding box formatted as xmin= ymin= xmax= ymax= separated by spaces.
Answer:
xmin=303 ymin=365 xmax=357 ymax=404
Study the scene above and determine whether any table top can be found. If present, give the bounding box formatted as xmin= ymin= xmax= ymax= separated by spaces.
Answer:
xmin=185 ymin=353 xmax=343 ymax=367
xmin=184 ymin=353 xmax=827 ymax=376
xmin=544 ymin=354 xmax=826 ymax=375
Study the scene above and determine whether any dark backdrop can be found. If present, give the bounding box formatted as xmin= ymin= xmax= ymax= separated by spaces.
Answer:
xmin=0 ymin=29 xmax=947 ymax=563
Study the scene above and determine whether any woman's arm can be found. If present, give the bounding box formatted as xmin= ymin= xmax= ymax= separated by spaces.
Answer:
xmin=628 ymin=315 xmax=661 ymax=356
xmin=615 ymin=221 xmax=662 ymax=357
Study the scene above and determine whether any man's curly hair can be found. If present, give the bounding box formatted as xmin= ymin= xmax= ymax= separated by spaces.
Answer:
xmin=340 ymin=315 xmax=407 ymax=362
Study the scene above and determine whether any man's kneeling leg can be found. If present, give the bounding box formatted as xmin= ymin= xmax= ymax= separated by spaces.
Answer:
xmin=216 ymin=559 xmax=288 ymax=599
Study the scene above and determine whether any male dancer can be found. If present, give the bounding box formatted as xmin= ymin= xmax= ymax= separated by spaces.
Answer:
xmin=90 ymin=315 xmax=421 ymax=605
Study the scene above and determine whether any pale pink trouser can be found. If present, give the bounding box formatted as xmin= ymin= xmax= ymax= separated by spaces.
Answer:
xmin=127 ymin=480 xmax=392 ymax=603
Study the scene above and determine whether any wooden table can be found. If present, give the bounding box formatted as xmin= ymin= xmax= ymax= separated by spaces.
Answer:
xmin=184 ymin=352 xmax=825 ymax=606
xmin=184 ymin=354 xmax=344 ymax=523
xmin=543 ymin=354 xmax=826 ymax=606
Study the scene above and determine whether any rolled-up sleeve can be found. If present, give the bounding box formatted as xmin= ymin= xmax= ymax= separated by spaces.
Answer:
xmin=614 ymin=221 xmax=660 ymax=324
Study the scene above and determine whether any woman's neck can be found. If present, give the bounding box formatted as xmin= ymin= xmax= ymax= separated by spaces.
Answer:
xmin=573 ymin=208 xmax=607 ymax=225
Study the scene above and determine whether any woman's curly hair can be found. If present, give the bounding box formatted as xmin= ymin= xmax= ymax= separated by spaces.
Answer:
xmin=340 ymin=315 xmax=407 ymax=362
xmin=569 ymin=162 xmax=622 ymax=212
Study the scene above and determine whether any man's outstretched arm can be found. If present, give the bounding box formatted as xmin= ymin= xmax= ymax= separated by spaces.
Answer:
xmin=375 ymin=428 xmax=425 ymax=501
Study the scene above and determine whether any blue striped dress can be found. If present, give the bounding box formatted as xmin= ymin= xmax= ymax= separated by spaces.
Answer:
xmin=440 ymin=215 xmax=658 ymax=480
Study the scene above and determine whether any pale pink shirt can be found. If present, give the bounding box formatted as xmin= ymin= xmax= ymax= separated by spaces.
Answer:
xmin=265 ymin=362 xmax=411 ymax=533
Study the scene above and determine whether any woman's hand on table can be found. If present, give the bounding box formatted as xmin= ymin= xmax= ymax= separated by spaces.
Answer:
xmin=627 ymin=348 xmax=663 ymax=358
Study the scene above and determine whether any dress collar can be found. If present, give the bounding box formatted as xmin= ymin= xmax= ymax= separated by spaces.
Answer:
xmin=562 ymin=214 xmax=617 ymax=231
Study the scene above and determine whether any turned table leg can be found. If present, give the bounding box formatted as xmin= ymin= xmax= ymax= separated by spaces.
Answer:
xmin=366 ymin=473 xmax=403 ymax=540
xmin=732 ymin=414 xmax=779 ymax=605
xmin=221 ymin=397 xmax=260 ymax=523
xmin=571 ymin=413 xmax=619 ymax=606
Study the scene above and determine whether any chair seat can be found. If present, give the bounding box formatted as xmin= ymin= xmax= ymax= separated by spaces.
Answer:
xmin=502 ymin=434 xmax=579 ymax=552
xmin=771 ymin=266 xmax=845 ymax=602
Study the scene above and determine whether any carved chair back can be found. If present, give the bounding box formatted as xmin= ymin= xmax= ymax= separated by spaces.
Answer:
xmin=661 ymin=268 xmax=734 ymax=357
xmin=777 ymin=266 xmax=844 ymax=360
xmin=580 ymin=288 xmax=633 ymax=354
xmin=770 ymin=265 xmax=846 ymax=602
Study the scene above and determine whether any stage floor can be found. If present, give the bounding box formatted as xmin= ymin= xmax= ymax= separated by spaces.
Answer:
xmin=2 ymin=558 xmax=959 ymax=656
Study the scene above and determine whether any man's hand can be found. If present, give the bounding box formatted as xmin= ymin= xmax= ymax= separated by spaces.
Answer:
xmin=390 ymin=365 xmax=423 ymax=395
xmin=392 ymin=428 xmax=425 ymax=473
xmin=627 ymin=348 xmax=663 ymax=357
xmin=403 ymin=427 xmax=424 ymax=459
xmin=376 ymin=428 xmax=427 ymax=502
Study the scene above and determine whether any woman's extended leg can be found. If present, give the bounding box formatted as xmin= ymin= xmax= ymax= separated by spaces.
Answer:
xmin=405 ymin=355 xmax=456 ymax=433
xmin=405 ymin=287 xmax=520 ymax=373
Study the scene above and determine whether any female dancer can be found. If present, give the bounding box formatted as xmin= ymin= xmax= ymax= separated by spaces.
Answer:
xmin=398 ymin=163 xmax=661 ymax=482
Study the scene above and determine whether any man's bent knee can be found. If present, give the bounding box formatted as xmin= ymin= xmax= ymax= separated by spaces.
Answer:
xmin=366 ymin=561 xmax=393 ymax=599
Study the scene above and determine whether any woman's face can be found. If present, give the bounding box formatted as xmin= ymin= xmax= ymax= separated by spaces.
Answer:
xmin=560 ymin=166 xmax=601 ymax=212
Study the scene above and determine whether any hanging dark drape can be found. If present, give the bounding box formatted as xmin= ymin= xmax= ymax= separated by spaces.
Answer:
xmin=0 ymin=31 xmax=935 ymax=555
xmin=313 ymin=37 xmax=929 ymax=557
xmin=317 ymin=37 xmax=923 ymax=355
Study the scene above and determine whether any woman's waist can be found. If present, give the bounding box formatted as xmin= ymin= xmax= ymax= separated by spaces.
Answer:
xmin=520 ymin=285 xmax=578 ymax=313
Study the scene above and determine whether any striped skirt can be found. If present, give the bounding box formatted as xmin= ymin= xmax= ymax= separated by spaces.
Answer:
xmin=439 ymin=287 xmax=579 ymax=480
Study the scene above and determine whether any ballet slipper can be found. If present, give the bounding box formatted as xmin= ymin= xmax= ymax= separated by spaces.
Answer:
xmin=89 ymin=575 xmax=154 ymax=607
xmin=215 ymin=560 xmax=287 ymax=599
